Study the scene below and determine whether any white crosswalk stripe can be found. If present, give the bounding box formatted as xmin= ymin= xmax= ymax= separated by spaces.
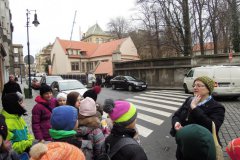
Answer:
xmin=124 ymin=90 xmax=192 ymax=138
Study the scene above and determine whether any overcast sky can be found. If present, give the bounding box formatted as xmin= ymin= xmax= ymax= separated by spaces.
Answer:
xmin=9 ymin=0 xmax=137 ymax=57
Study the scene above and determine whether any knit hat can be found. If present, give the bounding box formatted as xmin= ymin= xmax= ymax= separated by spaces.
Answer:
xmin=66 ymin=91 xmax=80 ymax=107
xmin=83 ymin=86 xmax=101 ymax=102
xmin=194 ymin=76 xmax=215 ymax=94
xmin=56 ymin=93 xmax=67 ymax=100
xmin=176 ymin=124 xmax=216 ymax=160
xmin=103 ymin=99 xmax=137 ymax=127
xmin=51 ymin=105 xmax=78 ymax=130
xmin=226 ymin=137 xmax=240 ymax=160
xmin=79 ymin=97 xmax=96 ymax=116
xmin=0 ymin=114 xmax=8 ymax=140
xmin=30 ymin=142 xmax=85 ymax=160
xmin=40 ymin=85 xmax=52 ymax=96
xmin=2 ymin=93 xmax=27 ymax=116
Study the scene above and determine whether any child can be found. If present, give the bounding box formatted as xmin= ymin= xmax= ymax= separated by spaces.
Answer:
xmin=66 ymin=91 xmax=81 ymax=109
xmin=32 ymin=85 xmax=57 ymax=142
xmin=56 ymin=93 xmax=67 ymax=106
xmin=0 ymin=114 xmax=19 ymax=159
xmin=77 ymin=97 xmax=106 ymax=159
xmin=1 ymin=93 xmax=34 ymax=154
xmin=30 ymin=142 xmax=85 ymax=160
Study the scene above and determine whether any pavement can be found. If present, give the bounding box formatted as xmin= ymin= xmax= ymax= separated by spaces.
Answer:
xmin=0 ymin=81 xmax=239 ymax=159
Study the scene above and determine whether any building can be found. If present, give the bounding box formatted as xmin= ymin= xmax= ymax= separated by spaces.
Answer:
xmin=81 ymin=23 xmax=115 ymax=44
xmin=50 ymin=36 xmax=139 ymax=77
xmin=12 ymin=44 xmax=25 ymax=78
xmin=35 ymin=44 xmax=52 ymax=75
xmin=192 ymin=42 xmax=225 ymax=55
xmin=0 ymin=0 xmax=14 ymax=91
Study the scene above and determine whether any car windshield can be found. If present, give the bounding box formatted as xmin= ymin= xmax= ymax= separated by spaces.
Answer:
xmin=46 ymin=76 xmax=63 ymax=84
xmin=59 ymin=81 xmax=85 ymax=91
xmin=125 ymin=76 xmax=136 ymax=81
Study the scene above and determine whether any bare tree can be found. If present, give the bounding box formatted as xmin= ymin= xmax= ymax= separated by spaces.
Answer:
xmin=107 ymin=17 xmax=129 ymax=39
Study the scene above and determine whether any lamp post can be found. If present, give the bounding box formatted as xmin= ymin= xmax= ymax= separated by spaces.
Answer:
xmin=26 ymin=9 xmax=40 ymax=98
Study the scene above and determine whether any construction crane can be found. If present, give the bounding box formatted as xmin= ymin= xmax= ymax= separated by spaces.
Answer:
xmin=70 ymin=10 xmax=77 ymax=41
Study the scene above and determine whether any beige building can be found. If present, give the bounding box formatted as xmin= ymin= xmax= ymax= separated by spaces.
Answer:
xmin=51 ymin=36 xmax=139 ymax=76
xmin=12 ymin=44 xmax=25 ymax=78
xmin=0 ymin=0 xmax=14 ymax=91
xmin=82 ymin=23 xmax=115 ymax=44
xmin=35 ymin=44 xmax=52 ymax=74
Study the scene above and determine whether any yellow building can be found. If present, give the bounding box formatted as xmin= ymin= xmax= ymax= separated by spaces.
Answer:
xmin=82 ymin=23 xmax=115 ymax=44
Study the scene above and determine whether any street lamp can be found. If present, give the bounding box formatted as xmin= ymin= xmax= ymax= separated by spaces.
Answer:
xmin=26 ymin=9 xmax=40 ymax=98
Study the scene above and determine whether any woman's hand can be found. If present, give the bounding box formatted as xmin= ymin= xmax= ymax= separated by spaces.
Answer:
xmin=174 ymin=122 xmax=182 ymax=131
xmin=191 ymin=95 xmax=202 ymax=109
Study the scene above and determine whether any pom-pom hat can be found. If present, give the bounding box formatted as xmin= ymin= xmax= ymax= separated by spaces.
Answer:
xmin=103 ymin=99 xmax=137 ymax=127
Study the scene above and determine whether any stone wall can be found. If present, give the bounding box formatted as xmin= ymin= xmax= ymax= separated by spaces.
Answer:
xmin=113 ymin=54 xmax=240 ymax=87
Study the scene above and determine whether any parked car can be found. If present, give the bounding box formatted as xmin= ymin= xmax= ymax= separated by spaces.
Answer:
xmin=40 ymin=76 xmax=63 ymax=86
xmin=110 ymin=75 xmax=147 ymax=91
xmin=50 ymin=79 xmax=88 ymax=97
xmin=183 ymin=65 xmax=240 ymax=98
xmin=31 ymin=77 xmax=42 ymax=90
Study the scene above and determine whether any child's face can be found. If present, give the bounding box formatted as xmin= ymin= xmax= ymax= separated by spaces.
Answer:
xmin=57 ymin=98 xmax=66 ymax=106
xmin=75 ymin=96 xmax=81 ymax=108
xmin=42 ymin=92 xmax=53 ymax=101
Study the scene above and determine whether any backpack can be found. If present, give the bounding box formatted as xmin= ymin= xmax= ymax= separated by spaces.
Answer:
xmin=96 ymin=137 xmax=139 ymax=160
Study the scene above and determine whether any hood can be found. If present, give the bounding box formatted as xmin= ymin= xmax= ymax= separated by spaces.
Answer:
xmin=78 ymin=116 xmax=100 ymax=128
xmin=49 ymin=129 xmax=76 ymax=140
xmin=61 ymin=88 xmax=88 ymax=96
xmin=35 ymin=95 xmax=48 ymax=104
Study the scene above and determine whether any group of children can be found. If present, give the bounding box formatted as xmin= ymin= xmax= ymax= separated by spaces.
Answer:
xmin=0 ymin=84 xmax=147 ymax=160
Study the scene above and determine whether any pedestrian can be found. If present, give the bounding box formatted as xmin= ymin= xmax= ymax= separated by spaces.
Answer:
xmin=175 ymin=124 xmax=216 ymax=160
xmin=29 ymin=142 xmax=85 ymax=160
xmin=77 ymin=97 xmax=106 ymax=160
xmin=103 ymin=99 xmax=148 ymax=160
xmin=0 ymin=114 xmax=19 ymax=160
xmin=32 ymin=85 xmax=57 ymax=143
xmin=56 ymin=93 xmax=67 ymax=106
xmin=1 ymin=92 xmax=34 ymax=154
xmin=1 ymin=74 xmax=22 ymax=100
xmin=226 ymin=137 xmax=240 ymax=160
xmin=170 ymin=76 xmax=225 ymax=159
xmin=66 ymin=91 xmax=82 ymax=109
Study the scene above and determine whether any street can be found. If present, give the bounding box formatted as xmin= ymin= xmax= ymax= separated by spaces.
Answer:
xmin=4 ymin=85 xmax=240 ymax=160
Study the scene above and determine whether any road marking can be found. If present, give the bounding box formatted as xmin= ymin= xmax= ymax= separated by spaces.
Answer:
xmin=140 ymin=94 xmax=185 ymax=102
xmin=135 ymin=105 xmax=172 ymax=117
xmin=151 ymin=90 xmax=191 ymax=96
xmin=134 ymin=96 xmax=183 ymax=106
xmin=138 ymin=113 xmax=164 ymax=125
xmin=136 ymin=124 xmax=153 ymax=138
xmin=145 ymin=92 xmax=189 ymax=99
xmin=127 ymin=98 xmax=178 ymax=111
xmin=160 ymin=90 xmax=186 ymax=93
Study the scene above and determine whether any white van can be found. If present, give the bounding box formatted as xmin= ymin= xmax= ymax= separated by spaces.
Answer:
xmin=183 ymin=66 xmax=240 ymax=98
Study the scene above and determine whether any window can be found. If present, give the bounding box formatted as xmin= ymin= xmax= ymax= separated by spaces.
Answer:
xmin=82 ymin=62 xmax=85 ymax=72
xmin=96 ymin=38 xmax=99 ymax=44
xmin=14 ymin=57 xmax=19 ymax=63
xmin=187 ymin=69 xmax=194 ymax=77
xmin=71 ymin=62 xmax=79 ymax=71
xmin=14 ymin=48 xmax=18 ymax=53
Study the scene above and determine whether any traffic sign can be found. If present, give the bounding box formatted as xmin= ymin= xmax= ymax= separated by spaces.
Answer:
xmin=24 ymin=55 xmax=34 ymax=64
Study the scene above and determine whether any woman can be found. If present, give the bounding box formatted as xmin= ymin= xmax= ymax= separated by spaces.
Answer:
xmin=171 ymin=76 xmax=225 ymax=160
xmin=66 ymin=91 xmax=81 ymax=109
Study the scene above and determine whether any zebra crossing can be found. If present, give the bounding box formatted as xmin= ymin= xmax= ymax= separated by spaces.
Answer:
xmin=126 ymin=90 xmax=192 ymax=138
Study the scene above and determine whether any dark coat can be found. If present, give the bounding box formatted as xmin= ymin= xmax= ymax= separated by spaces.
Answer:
xmin=1 ymin=81 xmax=22 ymax=100
xmin=171 ymin=96 xmax=225 ymax=143
xmin=32 ymin=96 xmax=57 ymax=141
xmin=0 ymin=150 xmax=19 ymax=160
xmin=105 ymin=125 xmax=148 ymax=160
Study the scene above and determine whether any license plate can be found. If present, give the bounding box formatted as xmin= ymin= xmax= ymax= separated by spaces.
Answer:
xmin=218 ymin=84 xmax=229 ymax=87
xmin=142 ymin=85 xmax=146 ymax=87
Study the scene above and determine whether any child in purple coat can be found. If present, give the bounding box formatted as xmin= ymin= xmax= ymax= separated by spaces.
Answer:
xmin=32 ymin=85 xmax=57 ymax=142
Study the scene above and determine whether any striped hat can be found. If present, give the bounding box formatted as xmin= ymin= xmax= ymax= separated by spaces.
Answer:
xmin=30 ymin=142 xmax=85 ymax=160
xmin=103 ymin=99 xmax=137 ymax=127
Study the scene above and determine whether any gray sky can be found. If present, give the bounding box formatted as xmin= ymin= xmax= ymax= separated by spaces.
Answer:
xmin=9 ymin=0 xmax=137 ymax=57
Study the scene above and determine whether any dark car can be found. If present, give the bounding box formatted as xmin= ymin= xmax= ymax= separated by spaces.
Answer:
xmin=110 ymin=75 xmax=147 ymax=91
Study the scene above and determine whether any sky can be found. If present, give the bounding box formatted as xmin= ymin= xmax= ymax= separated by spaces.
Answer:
xmin=9 ymin=0 xmax=137 ymax=57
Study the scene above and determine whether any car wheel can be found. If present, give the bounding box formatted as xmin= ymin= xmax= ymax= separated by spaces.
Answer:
xmin=183 ymin=83 xmax=189 ymax=94
xmin=112 ymin=84 xmax=116 ymax=90
xmin=128 ymin=85 xmax=133 ymax=91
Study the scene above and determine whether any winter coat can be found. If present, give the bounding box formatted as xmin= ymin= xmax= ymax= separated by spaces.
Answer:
xmin=171 ymin=96 xmax=225 ymax=144
xmin=105 ymin=125 xmax=148 ymax=160
xmin=77 ymin=116 xmax=105 ymax=159
xmin=1 ymin=110 xmax=34 ymax=154
xmin=0 ymin=150 xmax=19 ymax=160
xmin=32 ymin=96 xmax=57 ymax=141
xmin=1 ymin=81 xmax=22 ymax=100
